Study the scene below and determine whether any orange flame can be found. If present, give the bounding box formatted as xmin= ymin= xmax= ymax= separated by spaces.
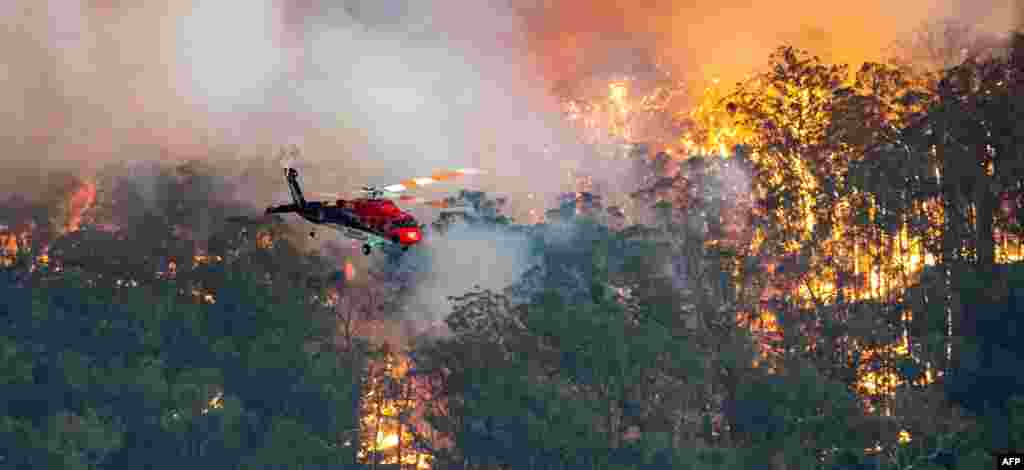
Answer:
xmin=0 ymin=227 xmax=33 ymax=267
xmin=256 ymin=232 xmax=274 ymax=249
xmin=359 ymin=350 xmax=435 ymax=469
xmin=192 ymin=254 xmax=223 ymax=267
xmin=0 ymin=232 xmax=18 ymax=258
xmin=64 ymin=181 xmax=97 ymax=234
xmin=344 ymin=261 xmax=355 ymax=281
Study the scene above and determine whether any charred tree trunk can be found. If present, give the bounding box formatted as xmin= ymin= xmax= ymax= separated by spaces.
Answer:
xmin=936 ymin=116 xmax=963 ymax=375
xmin=974 ymin=174 xmax=997 ymax=272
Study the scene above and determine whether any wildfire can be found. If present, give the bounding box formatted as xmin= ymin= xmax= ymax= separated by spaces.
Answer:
xmin=0 ymin=231 xmax=19 ymax=266
xmin=359 ymin=349 xmax=434 ymax=469
xmin=1 ymin=232 xmax=18 ymax=255
xmin=345 ymin=261 xmax=355 ymax=281
xmin=1 ymin=178 xmax=99 ymax=267
xmin=685 ymin=78 xmax=752 ymax=157
xmin=596 ymin=70 xmax=969 ymax=418
xmin=853 ymin=335 xmax=936 ymax=413
xmin=560 ymin=74 xmax=686 ymax=153
xmin=192 ymin=254 xmax=223 ymax=267
xmin=62 ymin=181 xmax=97 ymax=234
xmin=373 ymin=431 xmax=401 ymax=450
xmin=0 ymin=224 xmax=36 ymax=268
xmin=190 ymin=288 xmax=216 ymax=304
xmin=36 ymin=245 xmax=50 ymax=266
xmin=256 ymin=232 xmax=274 ymax=249
xmin=202 ymin=391 xmax=224 ymax=415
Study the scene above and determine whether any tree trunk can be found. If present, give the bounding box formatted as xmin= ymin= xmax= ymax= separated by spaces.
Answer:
xmin=770 ymin=449 xmax=788 ymax=470
xmin=937 ymin=125 xmax=962 ymax=375
xmin=607 ymin=383 xmax=621 ymax=450
xmin=350 ymin=345 xmax=364 ymax=468
xmin=974 ymin=177 xmax=997 ymax=272
xmin=987 ymin=402 xmax=1011 ymax=452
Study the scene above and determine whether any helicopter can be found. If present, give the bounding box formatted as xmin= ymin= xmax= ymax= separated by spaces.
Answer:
xmin=264 ymin=166 xmax=481 ymax=255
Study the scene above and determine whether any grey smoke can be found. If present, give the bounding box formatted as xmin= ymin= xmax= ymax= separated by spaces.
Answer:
xmin=405 ymin=223 xmax=537 ymax=329
xmin=1 ymin=0 xmax=584 ymax=211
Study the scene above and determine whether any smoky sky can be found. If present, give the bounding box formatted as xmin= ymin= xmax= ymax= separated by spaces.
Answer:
xmin=1 ymin=0 xmax=1017 ymax=337
xmin=514 ymin=0 xmax=1019 ymax=85
xmin=1 ymin=0 xmax=575 ymax=205
xmin=1 ymin=0 xmax=1018 ymax=206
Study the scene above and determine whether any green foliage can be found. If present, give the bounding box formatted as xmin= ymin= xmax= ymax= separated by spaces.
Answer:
xmin=0 ymin=410 xmax=123 ymax=470
xmin=1 ymin=34 xmax=1020 ymax=468
xmin=946 ymin=264 xmax=1024 ymax=419
xmin=431 ymin=189 xmax=515 ymax=234
xmin=419 ymin=213 xmax=725 ymax=469
xmin=0 ymin=231 xmax=361 ymax=468
xmin=726 ymin=362 xmax=866 ymax=454
xmin=240 ymin=417 xmax=347 ymax=469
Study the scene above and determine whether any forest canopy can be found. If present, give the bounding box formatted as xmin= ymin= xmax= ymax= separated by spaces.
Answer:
xmin=2 ymin=28 xmax=1024 ymax=470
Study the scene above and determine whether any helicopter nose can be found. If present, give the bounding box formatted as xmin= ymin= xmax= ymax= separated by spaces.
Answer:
xmin=398 ymin=228 xmax=421 ymax=245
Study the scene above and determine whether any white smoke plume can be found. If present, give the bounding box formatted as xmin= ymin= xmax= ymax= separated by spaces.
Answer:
xmin=1 ymin=0 xmax=586 ymax=210
xmin=396 ymin=223 xmax=537 ymax=332
xmin=5 ymin=0 xmax=1013 ymax=206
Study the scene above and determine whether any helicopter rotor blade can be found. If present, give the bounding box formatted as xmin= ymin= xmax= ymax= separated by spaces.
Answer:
xmin=311 ymin=190 xmax=400 ymax=200
xmin=381 ymin=168 xmax=485 ymax=193
xmin=309 ymin=167 xmax=485 ymax=200
xmin=396 ymin=195 xmax=461 ymax=208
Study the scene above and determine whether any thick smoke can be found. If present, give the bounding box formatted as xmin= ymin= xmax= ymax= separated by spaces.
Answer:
xmin=282 ymin=1 xmax=586 ymax=204
xmin=1018 ymin=0 xmax=1024 ymax=31
xmin=513 ymin=0 xmax=1019 ymax=86
xmin=1 ymin=1 xmax=589 ymax=344
xmin=4 ymin=0 xmax=1013 ymax=204
xmin=1 ymin=0 xmax=585 ymax=208
xmin=2 ymin=0 xmax=1018 ymax=338
xmin=405 ymin=224 xmax=536 ymax=328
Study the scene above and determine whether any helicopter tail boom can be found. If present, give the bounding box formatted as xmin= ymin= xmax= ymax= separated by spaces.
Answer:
xmin=285 ymin=168 xmax=307 ymax=208
xmin=266 ymin=203 xmax=302 ymax=215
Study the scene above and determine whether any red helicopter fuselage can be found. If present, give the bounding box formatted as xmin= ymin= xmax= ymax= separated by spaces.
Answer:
xmin=337 ymin=198 xmax=422 ymax=247
xmin=265 ymin=167 xmax=425 ymax=255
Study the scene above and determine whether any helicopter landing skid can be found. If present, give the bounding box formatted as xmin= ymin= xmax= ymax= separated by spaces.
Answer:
xmin=361 ymin=236 xmax=388 ymax=256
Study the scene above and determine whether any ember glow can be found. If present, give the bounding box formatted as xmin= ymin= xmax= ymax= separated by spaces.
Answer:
xmin=62 ymin=181 xmax=96 ymax=234
xmin=1 ymin=179 xmax=96 ymax=266
xmin=359 ymin=350 xmax=434 ymax=469
xmin=202 ymin=391 xmax=225 ymax=415
xmin=559 ymin=49 xmax=1019 ymax=416
xmin=1 ymin=1 xmax=1020 ymax=466
xmin=192 ymin=254 xmax=223 ymax=267
xmin=560 ymin=74 xmax=687 ymax=153
xmin=0 ymin=231 xmax=19 ymax=266
xmin=344 ymin=260 xmax=355 ymax=282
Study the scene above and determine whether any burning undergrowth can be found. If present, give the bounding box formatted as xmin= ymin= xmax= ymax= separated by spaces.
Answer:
xmin=2 ymin=159 xmax=285 ymax=272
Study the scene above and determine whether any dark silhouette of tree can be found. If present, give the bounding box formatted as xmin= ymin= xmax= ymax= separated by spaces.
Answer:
xmin=945 ymin=264 xmax=1024 ymax=453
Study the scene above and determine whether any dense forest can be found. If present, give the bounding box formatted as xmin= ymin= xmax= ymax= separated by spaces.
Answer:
xmin=2 ymin=27 xmax=1024 ymax=470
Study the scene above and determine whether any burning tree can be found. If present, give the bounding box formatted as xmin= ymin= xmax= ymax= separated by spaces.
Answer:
xmin=3 ymin=20 xmax=1022 ymax=470
xmin=545 ymin=33 xmax=1023 ymax=465
xmin=358 ymin=344 xmax=436 ymax=470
